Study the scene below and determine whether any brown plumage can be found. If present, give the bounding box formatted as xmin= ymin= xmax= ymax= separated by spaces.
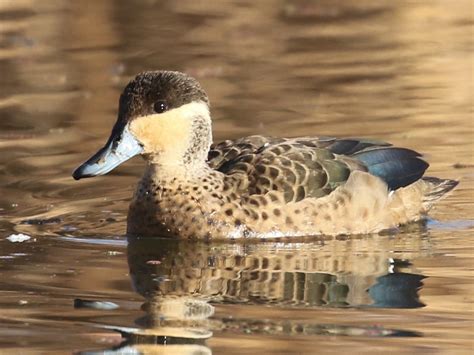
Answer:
xmin=73 ymin=71 xmax=458 ymax=239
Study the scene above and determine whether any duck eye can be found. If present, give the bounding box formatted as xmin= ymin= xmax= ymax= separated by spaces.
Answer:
xmin=153 ymin=101 xmax=168 ymax=114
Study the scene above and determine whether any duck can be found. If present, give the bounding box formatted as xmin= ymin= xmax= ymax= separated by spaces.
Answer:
xmin=72 ymin=70 xmax=458 ymax=239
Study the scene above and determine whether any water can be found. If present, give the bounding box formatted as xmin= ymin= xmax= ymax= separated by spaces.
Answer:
xmin=0 ymin=0 xmax=473 ymax=353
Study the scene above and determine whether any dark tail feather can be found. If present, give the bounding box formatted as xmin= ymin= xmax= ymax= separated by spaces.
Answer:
xmin=352 ymin=147 xmax=429 ymax=190
xmin=422 ymin=177 xmax=459 ymax=209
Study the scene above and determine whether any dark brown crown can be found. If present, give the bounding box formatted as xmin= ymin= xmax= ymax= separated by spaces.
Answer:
xmin=117 ymin=71 xmax=209 ymax=123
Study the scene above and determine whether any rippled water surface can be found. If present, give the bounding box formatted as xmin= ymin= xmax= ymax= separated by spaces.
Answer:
xmin=0 ymin=1 xmax=473 ymax=354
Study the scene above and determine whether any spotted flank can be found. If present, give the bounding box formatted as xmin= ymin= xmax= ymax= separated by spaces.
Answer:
xmin=73 ymin=71 xmax=458 ymax=239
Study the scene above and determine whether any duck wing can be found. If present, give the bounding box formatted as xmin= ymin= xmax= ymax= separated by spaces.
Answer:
xmin=208 ymin=136 xmax=428 ymax=200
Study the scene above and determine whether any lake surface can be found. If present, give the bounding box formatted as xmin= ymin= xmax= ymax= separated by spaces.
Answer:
xmin=0 ymin=0 xmax=473 ymax=353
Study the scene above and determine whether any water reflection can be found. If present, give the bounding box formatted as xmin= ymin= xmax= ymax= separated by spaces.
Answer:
xmin=368 ymin=268 xmax=425 ymax=309
xmin=97 ymin=236 xmax=426 ymax=352
xmin=128 ymin=237 xmax=427 ymax=308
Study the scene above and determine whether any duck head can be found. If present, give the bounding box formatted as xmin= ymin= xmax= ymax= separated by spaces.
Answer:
xmin=73 ymin=71 xmax=211 ymax=180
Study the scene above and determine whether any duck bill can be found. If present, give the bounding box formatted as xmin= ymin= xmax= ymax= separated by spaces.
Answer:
xmin=72 ymin=124 xmax=143 ymax=180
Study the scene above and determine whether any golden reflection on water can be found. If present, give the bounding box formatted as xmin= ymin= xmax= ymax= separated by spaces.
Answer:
xmin=0 ymin=0 xmax=473 ymax=353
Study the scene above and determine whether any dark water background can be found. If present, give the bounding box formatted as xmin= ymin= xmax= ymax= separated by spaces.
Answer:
xmin=0 ymin=1 xmax=473 ymax=353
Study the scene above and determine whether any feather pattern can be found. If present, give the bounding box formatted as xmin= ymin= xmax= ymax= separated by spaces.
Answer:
xmin=208 ymin=136 xmax=429 ymax=193
xmin=351 ymin=147 xmax=429 ymax=190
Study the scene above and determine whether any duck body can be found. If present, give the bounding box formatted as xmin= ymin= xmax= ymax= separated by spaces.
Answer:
xmin=127 ymin=135 xmax=456 ymax=239
xmin=73 ymin=71 xmax=458 ymax=239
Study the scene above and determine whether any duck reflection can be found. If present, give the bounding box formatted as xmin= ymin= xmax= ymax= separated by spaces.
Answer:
xmin=129 ymin=238 xmax=356 ymax=308
xmin=368 ymin=259 xmax=426 ymax=308
xmin=107 ymin=236 xmax=426 ymax=352
xmin=128 ymin=238 xmax=426 ymax=308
